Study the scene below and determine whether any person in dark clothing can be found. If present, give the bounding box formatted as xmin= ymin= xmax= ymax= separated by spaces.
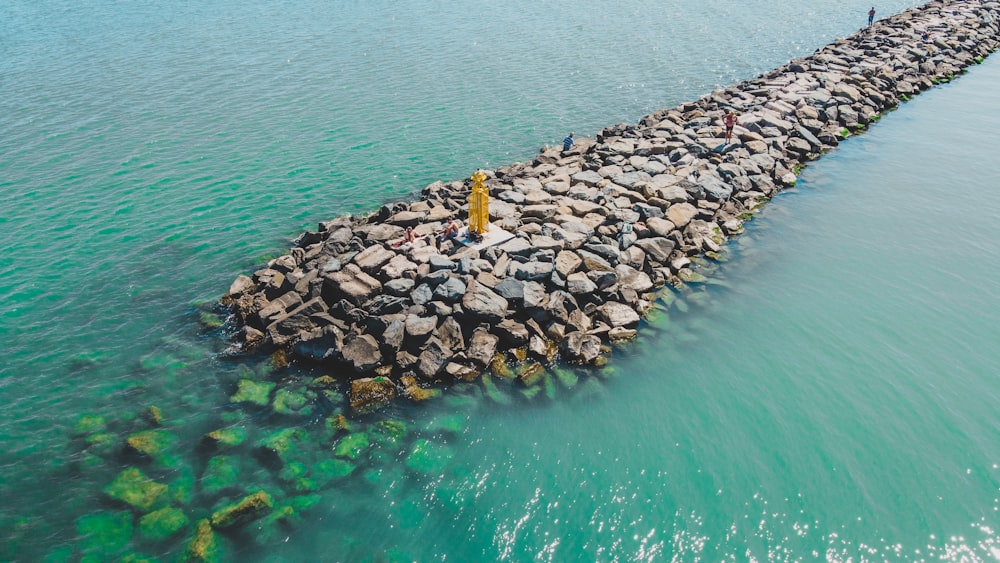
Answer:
xmin=868 ymin=7 xmax=876 ymax=27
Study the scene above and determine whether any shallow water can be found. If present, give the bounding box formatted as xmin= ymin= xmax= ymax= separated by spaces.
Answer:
xmin=4 ymin=0 xmax=1000 ymax=560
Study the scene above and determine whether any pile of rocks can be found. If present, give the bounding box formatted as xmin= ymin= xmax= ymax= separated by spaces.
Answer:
xmin=223 ymin=0 xmax=999 ymax=412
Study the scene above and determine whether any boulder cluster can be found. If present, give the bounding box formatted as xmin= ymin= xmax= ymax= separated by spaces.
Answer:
xmin=223 ymin=0 xmax=999 ymax=413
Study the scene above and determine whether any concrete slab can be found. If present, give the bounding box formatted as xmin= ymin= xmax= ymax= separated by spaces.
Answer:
xmin=454 ymin=225 xmax=516 ymax=251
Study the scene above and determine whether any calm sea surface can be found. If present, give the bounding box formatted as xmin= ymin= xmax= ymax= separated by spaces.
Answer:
xmin=3 ymin=0 xmax=999 ymax=560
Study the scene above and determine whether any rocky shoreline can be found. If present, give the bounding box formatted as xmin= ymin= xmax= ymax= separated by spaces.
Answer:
xmin=223 ymin=0 xmax=1000 ymax=414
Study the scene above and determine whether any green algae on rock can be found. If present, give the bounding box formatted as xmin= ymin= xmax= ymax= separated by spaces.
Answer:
xmin=333 ymin=432 xmax=370 ymax=460
xmin=72 ymin=414 xmax=107 ymax=437
xmin=210 ymin=491 xmax=273 ymax=529
xmin=201 ymin=426 xmax=248 ymax=449
xmin=125 ymin=429 xmax=174 ymax=460
xmin=104 ymin=468 xmax=168 ymax=512
xmin=183 ymin=519 xmax=220 ymax=562
xmin=405 ymin=439 xmax=455 ymax=474
xmin=138 ymin=506 xmax=190 ymax=542
xmin=76 ymin=511 xmax=133 ymax=556
xmin=200 ymin=456 xmax=241 ymax=496
xmin=230 ymin=379 xmax=274 ymax=406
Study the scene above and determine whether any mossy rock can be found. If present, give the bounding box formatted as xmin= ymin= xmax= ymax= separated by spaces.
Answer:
xmin=203 ymin=426 xmax=248 ymax=449
xmin=76 ymin=511 xmax=133 ymax=556
xmin=278 ymin=460 xmax=309 ymax=483
xmin=326 ymin=414 xmax=351 ymax=435
xmin=543 ymin=372 xmax=557 ymax=400
xmin=198 ymin=311 xmax=224 ymax=330
xmin=426 ymin=414 xmax=465 ymax=435
xmin=673 ymin=298 xmax=689 ymax=313
xmin=256 ymin=427 xmax=308 ymax=467
xmin=139 ymin=352 xmax=186 ymax=375
xmin=72 ymin=414 xmax=107 ymax=437
xmin=333 ymin=433 xmax=370 ymax=460
xmin=272 ymin=386 xmax=315 ymax=416
xmin=552 ymin=367 xmax=579 ymax=388
xmin=183 ymin=519 xmax=220 ymax=562
xmin=230 ymin=379 xmax=275 ymax=406
xmin=519 ymin=385 xmax=542 ymax=399
xmin=319 ymin=389 xmax=345 ymax=405
xmin=126 ymin=429 xmax=174 ymax=459
xmin=312 ymin=458 xmax=355 ymax=486
xmin=489 ymin=354 xmax=515 ymax=379
xmin=143 ymin=406 xmax=163 ymax=426
xmin=201 ymin=456 xmax=241 ymax=496
xmin=677 ymin=269 xmax=708 ymax=284
xmin=104 ymin=468 xmax=168 ymax=512
xmin=210 ymin=491 xmax=273 ymax=529
xmin=308 ymin=375 xmax=338 ymax=390
xmin=482 ymin=374 xmax=512 ymax=406
xmin=405 ymin=439 xmax=454 ymax=474
xmin=138 ymin=506 xmax=190 ymax=543
xmin=168 ymin=466 xmax=196 ymax=506
xmin=570 ymin=378 xmax=608 ymax=404
xmin=516 ymin=362 xmax=545 ymax=387
xmin=372 ymin=420 xmax=406 ymax=440
xmin=85 ymin=432 xmax=118 ymax=457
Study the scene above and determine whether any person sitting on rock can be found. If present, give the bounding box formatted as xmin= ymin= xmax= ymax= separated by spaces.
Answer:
xmin=439 ymin=220 xmax=462 ymax=241
xmin=392 ymin=226 xmax=418 ymax=248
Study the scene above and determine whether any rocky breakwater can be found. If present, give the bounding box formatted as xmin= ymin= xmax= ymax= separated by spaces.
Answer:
xmin=222 ymin=0 xmax=1000 ymax=414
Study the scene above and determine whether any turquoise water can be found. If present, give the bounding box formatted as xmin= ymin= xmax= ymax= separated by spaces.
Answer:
xmin=3 ymin=0 xmax=1000 ymax=560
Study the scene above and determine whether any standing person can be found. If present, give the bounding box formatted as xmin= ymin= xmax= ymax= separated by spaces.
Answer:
xmin=868 ymin=7 xmax=876 ymax=27
xmin=562 ymin=132 xmax=574 ymax=152
xmin=723 ymin=112 xmax=738 ymax=145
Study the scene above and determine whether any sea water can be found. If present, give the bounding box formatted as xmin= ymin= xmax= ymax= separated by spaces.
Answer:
xmin=3 ymin=0 xmax=999 ymax=560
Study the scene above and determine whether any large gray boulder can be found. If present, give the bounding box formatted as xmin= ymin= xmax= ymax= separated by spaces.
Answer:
xmin=596 ymin=302 xmax=641 ymax=328
xmin=461 ymin=281 xmax=509 ymax=323
xmin=323 ymin=264 xmax=382 ymax=307
xmin=467 ymin=328 xmax=499 ymax=368
xmin=633 ymin=237 xmax=676 ymax=265
xmin=561 ymin=332 xmax=602 ymax=364
xmin=341 ymin=334 xmax=382 ymax=372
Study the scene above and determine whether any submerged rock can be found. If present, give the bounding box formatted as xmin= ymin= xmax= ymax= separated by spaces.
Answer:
xmin=138 ymin=506 xmax=190 ymax=542
xmin=405 ymin=439 xmax=455 ymax=474
xmin=104 ymin=467 xmax=168 ymax=512
xmin=184 ymin=519 xmax=220 ymax=562
xmin=230 ymin=379 xmax=275 ymax=406
xmin=210 ymin=491 xmax=273 ymax=529
xmin=349 ymin=377 xmax=397 ymax=414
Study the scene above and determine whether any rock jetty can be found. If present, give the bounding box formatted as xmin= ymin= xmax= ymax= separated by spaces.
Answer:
xmin=223 ymin=0 xmax=1000 ymax=413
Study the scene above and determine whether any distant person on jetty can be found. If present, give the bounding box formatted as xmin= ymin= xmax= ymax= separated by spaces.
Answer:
xmin=392 ymin=226 xmax=418 ymax=248
xmin=868 ymin=7 xmax=876 ymax=27
xmin=723 ymin=112 xmax=738 ymax=144
xmin=440 ymin=219 xmax=462 ymax=241
xmin=563 ymin=132 xmax=574 ymax=152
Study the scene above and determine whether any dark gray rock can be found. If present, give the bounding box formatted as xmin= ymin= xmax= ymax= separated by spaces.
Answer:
xmin=633 ymin=237 xmax=676 ymax=265
xmin=561 ymin=332 xmax=602 ymax=364
xmin=384 ymin=278 xmax=415 ymax=297
xmin=495 ymin=319 xmax=529 ymax=346
xmin=341 ymin=334 xmax=382 ymax=372
xmin=410 ymin=283 xmax=434 ymax=306
xmin=467 ymin=328 xmax=499 ymax=368
xmin=417 ymin=339 xmax=451 ymax=380
xmin=460 ymin=281 xmax=509 ymax=323
xmin=437 ymin=316 xmax=466 ymax=352
xmin=433 ymin=277 xmax=467 ymax=303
